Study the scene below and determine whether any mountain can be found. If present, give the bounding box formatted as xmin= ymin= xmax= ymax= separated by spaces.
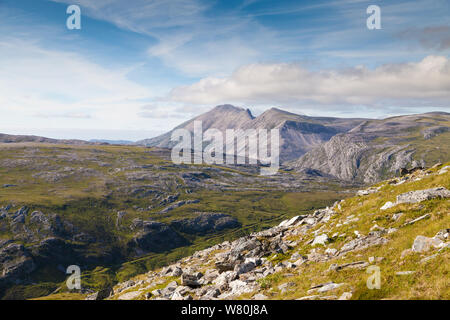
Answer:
xmin=136 ymin=105 xmax=366 ymax=162
xmin=289 ymin=112 xmax=450 ymax=183
xmin=136 ymin=105 xmax=254 ymax=150
xmin=0 ymin=133 xmax=93 ymax=145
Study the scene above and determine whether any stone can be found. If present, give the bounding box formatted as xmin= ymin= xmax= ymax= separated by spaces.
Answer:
xmin=213 ymin=271 xmax=237 ymax=289
xmin=317 ymin=282 xmax=344 ymax=293
xmin=171 ymin=266 xmax=183 ymax=277
xmin=329 ymin=261 xmax=368 ymax=271
xmin=338 ymin=292 xmax=353 ymax=300
xmin=380 ymin=201 xmax=395 ymax=210
xmin=203 ymin=269 xmax=220 ymax=283
xmin=151 ymin=289 xmax=162 ymax=296
xmin=278 ymin=282 xmax=295 ymax=293
xmin=411 ymin=235 xmax=443 ymax=252
xmin=396 ymin=187 xmax=450 ymax=204
xmin=340 ymin=233 xmax=388 ymax=254
xmin=253 ymin=293 xmax=268 ymax=300
xmin=308 ymin=282 xmax=344 ymax=294
xmin=396 ymin=271 xmax=415 ymax=276
xmin=228 ymin=280 xmax=255 ymax=295
xmin=434 ymin=229 xmax=449 ymax=241
xmin=203 ymin=288 xmax=221 ymax=299
xmin=402 ymin=214 xmax=430 ymax=227
xmin=215 ymin=261 xmax=235 ymax=273
xmin=420 ymin=254 xmax=438 ymax=264
xmin=234 ymin=261 xmax=256 ymax=275
xmin=297 ymin=295 xmax=320 ymax=300
xmin=312 ymin=234 xmax=329 ymax=246
xmin=181 ymin=274 xmax=201 ymax=288
xmin=117 ymin=290 xmax=142 ymax=300
xmin=279 ymin=215 xmax=305 ymax=227
xmin=171 ymin=291 xmax=184 ymax=300
xmin=392 ymin=212 xmax=404 ymax=221
xmin=165 ymin=280 xmax=178 ymax=291
xmin=438 ymin=166 xmax=450 ymax=174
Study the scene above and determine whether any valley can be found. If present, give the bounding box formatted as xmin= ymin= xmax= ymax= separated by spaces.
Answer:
xmin=0 ymin=106 xmax=449 ymax=300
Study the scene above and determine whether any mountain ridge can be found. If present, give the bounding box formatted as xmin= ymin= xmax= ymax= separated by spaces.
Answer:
xmin=136 ymin=105 xmax=367 ymax=162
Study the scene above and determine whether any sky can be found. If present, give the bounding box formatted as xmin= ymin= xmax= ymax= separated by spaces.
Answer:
xmin=0 ymin=0 xmax=449 ymax=140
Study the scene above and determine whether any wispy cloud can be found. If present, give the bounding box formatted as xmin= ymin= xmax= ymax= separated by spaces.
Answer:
xmin=397 ymin=25 xmax=450 ymax=51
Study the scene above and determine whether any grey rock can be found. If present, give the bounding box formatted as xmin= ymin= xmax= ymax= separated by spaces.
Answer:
xmin=411 ymin=236 xmax=443 ymax=252
xmin=181 ymin=273 xmax=201 ymax=288
xmin=329 ymin=261 xmax=369 ymax=271
xmin=312 ymin=234 xmax=329 ymax=246
xmin=0 ymin=243 xmax=36 ymax=281
xmin=396 ymin=187 xmax=450 ymax=204
xmin=234 ymin=261 xmax=256 ymax=275
xmin=340 ymin=233 xmax=388 ymax=254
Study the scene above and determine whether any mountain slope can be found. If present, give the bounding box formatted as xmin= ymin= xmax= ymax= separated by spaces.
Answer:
xmin=0 ymin=142 xmax=347 ymax=300
xmin=289 ymin=112 xmax=450 ymax=183
xmin=136 ymin=105 xmax=366 ymax=162
xmin=59 ymin=163 xmax=449 ymax=300
xmin=136 ymin=105 xmax=254 ymax=149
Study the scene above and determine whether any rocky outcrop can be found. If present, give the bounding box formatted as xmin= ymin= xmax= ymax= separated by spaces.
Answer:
xmin=396 ymin=187 xmax=450 ymax=204
xmin=128 ymin=221 xmax=188 ymax=255
xmin=0 ymin=243 xmax=36 ymax=283
xmin=170 ymin=213 xmax=240 ymax=235
xmin=290 ymin=112 xmax=450 ymax=183
xmin=158 ymin=200 xmax=200 ymax=214
xmin=380 ymin=187 xmax=450 ymax=210
xmin=109 ymin=205 xmax=359 ymax=300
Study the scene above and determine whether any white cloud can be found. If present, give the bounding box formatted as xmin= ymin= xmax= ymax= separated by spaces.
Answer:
xmin=168 ymin=55 xmax=450 ymax=109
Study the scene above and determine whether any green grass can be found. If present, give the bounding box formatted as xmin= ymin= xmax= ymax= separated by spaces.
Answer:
xmin=0 ymin=143 xmax=347 ymax=299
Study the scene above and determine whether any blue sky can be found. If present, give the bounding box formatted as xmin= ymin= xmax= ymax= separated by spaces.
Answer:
xmin=0 ymin=0 xmax=449 ymax=140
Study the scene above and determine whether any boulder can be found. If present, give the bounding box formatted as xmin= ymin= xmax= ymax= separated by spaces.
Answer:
xmin=396 ymin=187 xmax=450 ymax=205
xmin=234 ymin=261 xmax=256 ymax=276
xmin=340 ymin=233 xmax=388 ymax=254
xmin=380 ymin=201 xmax=395 ymax=210
xmin=411 ymin=236 xmax=443 ymax=252
xmin=312 ymin=234 xmax=329 ymax=246
xmin=85 ymin=287 xmax=112 ymax=300
xmin=181 ymin=273 xmax=201 ymax=288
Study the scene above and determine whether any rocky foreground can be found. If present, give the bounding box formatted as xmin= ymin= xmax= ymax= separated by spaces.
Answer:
xmin=80 ymin=164 xmax=449 ymax=301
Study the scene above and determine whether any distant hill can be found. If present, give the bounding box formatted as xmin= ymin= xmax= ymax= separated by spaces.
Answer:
xmin=89 ymin=139 xmax=135 ymax=145
xmin=0 ymin=133 xmax=92 ymax=145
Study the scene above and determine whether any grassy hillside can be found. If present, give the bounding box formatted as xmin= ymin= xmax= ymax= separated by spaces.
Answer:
xmin=57 ymin=163 xmax=449 ymax=301
xmin=0 ymin=143 xmax=347 ymax=299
